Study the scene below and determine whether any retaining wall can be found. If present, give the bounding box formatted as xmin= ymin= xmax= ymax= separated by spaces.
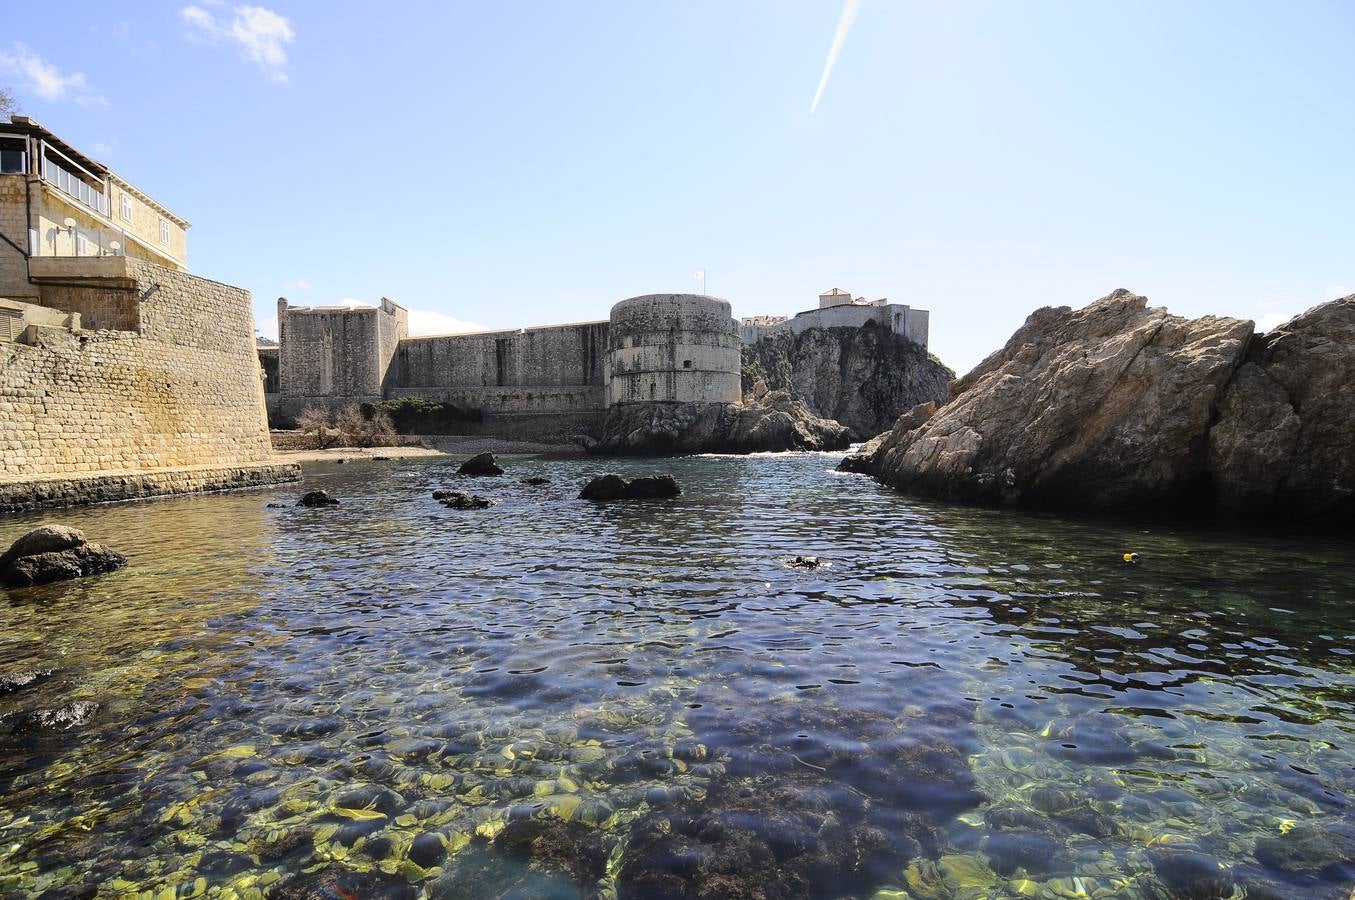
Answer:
xmin=0 ymin=258 xmax=278 ymax=480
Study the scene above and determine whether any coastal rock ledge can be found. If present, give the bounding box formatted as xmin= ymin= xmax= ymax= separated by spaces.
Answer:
xmin=842 ymin=289 xmax=1355 ymax=525
xmin=589 ymin=390 xmax=850 ymax=455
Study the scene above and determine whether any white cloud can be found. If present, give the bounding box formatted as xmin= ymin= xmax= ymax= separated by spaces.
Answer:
xmin=255 ymin=314 xmax=277 ymax=339
xmin=181 ymin=4 xmax=294 ymax=83
xmin=408 ymin=309 xmax=485 ymax=336
xmin=0 ymin=42 xmax=107 ymax=107
xmin=1256 ymin=312 xmax=1289 ymax=333
xmin=282 ymin=278 xmax=311 ymax=291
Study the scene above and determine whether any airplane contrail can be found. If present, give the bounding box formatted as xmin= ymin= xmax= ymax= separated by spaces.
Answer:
xmin=810 ymin=0 xmax=861 ymax=114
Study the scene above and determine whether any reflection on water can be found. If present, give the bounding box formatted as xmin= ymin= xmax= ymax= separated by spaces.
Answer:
xmin=1 ymin=453 xmax=1353 ymax=899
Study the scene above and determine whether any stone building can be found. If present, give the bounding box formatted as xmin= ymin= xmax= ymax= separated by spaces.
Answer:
xmin=267 ymin=294 xmax=742 ymax=439
xmin=738 ymin=288 xmax=930 ymax=348
xmin=0 ymin=116 xmax=188 ymax=300
xmin=0 ymin=120 xmax=295 ymax=510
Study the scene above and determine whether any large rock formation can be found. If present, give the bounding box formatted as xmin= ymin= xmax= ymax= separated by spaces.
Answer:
xmin=589 ymin=390 xmax=851 ymax=455
xmin=1207 ymin=297 xmax=1355 ymax=522
xmin=742 ymin=324 xmax=953 ymax=438
xmin=842 ymin=290 xmax=1355 ymax=525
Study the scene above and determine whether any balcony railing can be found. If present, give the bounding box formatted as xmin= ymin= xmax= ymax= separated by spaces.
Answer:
xmin=42 ymin=156 xmax=110 ymax=216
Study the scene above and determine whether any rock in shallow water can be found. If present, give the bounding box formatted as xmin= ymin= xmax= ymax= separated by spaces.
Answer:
xmin=458 ymin=452 xmax=504 ymax=476
xmin=296 ymin=490 xmax=340 ymax=507
xmin=0 ymin=525 xmax=127 ymax=587
xmin=432 ymin=489 xmax=495 ymax=509
xmin=579 ymin=474 xmax=681 ymax=501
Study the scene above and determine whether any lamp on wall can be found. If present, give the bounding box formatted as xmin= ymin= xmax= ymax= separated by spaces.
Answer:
xmin=108 ymin=240 xmax=121 ymax=257
xmin=62 ymin=217 xmax=76 ymax=256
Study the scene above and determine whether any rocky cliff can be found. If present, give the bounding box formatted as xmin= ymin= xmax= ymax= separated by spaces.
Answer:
xmin=588 ymin=390 xmax=851 ymax=455
xmin=842 ymin=289 xmax=1355 ymax=526
xmin=741 ymin=324 xmax=953 ymax=439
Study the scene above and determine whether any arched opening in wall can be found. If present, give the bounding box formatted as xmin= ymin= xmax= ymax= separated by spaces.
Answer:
xmin=649 ymin=381 xmax=656 ymax=400
xmin=682 ymin=360 xmax=692 ymax=369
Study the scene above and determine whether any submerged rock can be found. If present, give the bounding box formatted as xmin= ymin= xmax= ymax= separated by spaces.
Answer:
xmin=0 ymin=525 xmax=127 ymax=587
xmin=432 ymin=490 xmax=495 ymax=510
xmin=579 ymin=474 xmax=681 ymax=501
xmin=297 ymin=490 xmax=340 ymax=507
xmin=520 ymin=476 xmax=551 ymax=486
xmin=589 ymin=391 xmax=850 ymax=456
xmin=0 ymin=699 xmax=99 ymax=736
xmin=458 ymin=452 xmax=504 ymax=476
xmin=272 ymin=867 xmax=415 ymax=900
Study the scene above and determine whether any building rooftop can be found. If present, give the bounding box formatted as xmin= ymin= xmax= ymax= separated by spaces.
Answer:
xmin=1 ymin=115 xmax=189 ymax=228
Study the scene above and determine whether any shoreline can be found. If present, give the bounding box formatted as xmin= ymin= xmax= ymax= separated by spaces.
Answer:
xmin=275 ymin=436 xmax=587 ymax=463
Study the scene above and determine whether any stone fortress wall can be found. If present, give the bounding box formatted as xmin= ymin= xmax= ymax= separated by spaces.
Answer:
xmin=607 ymin=294 xmax=742 ymax=405
xmin=267 ymin=294 xmax=742 ymax=430
xmin=392 ymin=321 xmax=609 ymax=415
xmin=1 ymin=257 xmax=295 ymax=503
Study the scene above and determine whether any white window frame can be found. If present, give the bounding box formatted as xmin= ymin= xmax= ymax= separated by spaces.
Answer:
xmin=120 ymin=193 xmax=133 ymax=223
xmin=159 ymin=218 xmax=170 ymax=245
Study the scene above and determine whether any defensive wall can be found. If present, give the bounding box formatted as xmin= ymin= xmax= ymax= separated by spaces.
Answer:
xmin=1 ymin=256 xmax=297 ymax=509
xmin=267 ymin=294 xmax=742 ymax=437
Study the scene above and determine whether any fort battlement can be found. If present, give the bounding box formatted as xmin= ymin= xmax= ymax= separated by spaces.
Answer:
xmin=266 ymin=294 xmax=743 ymax=435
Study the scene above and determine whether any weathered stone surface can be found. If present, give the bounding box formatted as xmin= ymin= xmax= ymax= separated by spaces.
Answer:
xmin=0 ymin=463 xmax=301 ymax=513
xmin=742 ymin=324 xmax=953 ymax=438
xmin=0 ymin=525 xmax=85 ymax=562
xmin=1 ymin=526 xmax=127 ymax=587
xmin=590 ymin=391 xmax=850 ymax=456
xmin=432 ymin=489 xmax=495 ymax=509
xmin=297 ymin=490 xmax=339 ymax=507
xmin=520 ymin=476 xmax=550 ymax=486
xmin=845 ymin=290 xmax=1355 ymax=525
xmin=579 ymin=474 xmax=681 ymax=501
xmin=843 ymin=290 xmax=1254 ymax=514
xmin=457 ymin=452 xmax=504 ymax=476
xmin=1208 ymin=296 xmax=1355 ymax=523
xmin=2 ymin=260 xmax=277 ymax=483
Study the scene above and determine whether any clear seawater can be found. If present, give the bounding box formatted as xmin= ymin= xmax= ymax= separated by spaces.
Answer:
xmin=1 ymin=452 xmax=1352 ymax=899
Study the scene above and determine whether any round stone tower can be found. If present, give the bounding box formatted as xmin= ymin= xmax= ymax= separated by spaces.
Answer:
xmin=606 ymin=294 xmax=742 ymax=406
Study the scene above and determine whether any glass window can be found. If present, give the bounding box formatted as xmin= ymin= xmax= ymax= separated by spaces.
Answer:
xmin=159 ymin=219 xmax=170 ymax=245
xmin=120 ymin=194 xmax=133 ymax=222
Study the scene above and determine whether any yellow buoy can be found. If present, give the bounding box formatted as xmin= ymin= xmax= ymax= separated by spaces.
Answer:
xmin=1123 ymin=552 xmax=1138 ymax=563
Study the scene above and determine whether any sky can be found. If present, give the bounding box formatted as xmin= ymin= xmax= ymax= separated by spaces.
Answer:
xmin=3 ymin=1 xmax=1351 ymax=374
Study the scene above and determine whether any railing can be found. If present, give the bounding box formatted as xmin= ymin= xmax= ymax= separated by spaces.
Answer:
xmin=42 ymin=156 xmax=110 ymax=216
xmin=0 ymin=149 xmax=25 ymax=175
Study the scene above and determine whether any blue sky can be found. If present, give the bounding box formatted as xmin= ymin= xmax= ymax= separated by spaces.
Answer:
xmin=4 ymin=1 xmax=1351 ymax=373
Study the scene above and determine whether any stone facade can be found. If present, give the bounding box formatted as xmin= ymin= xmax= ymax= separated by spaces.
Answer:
xmin=0 ymin=116 xmax=189 ymax=301
xmin=739 ymin=289 xmax=931 ymax=349
xmin=274 ymin=297 xmax=408 ymax=418
xmin=1 ymin=257 xmax=290 ymax=487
